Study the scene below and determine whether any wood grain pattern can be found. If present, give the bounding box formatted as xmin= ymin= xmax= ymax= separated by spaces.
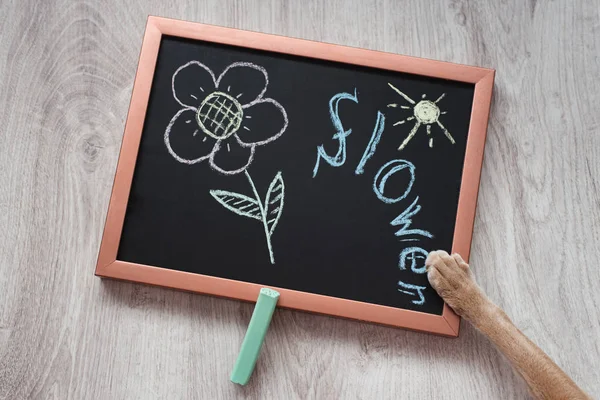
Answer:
xmin=0 ymin=0 xmax=598 ymax=398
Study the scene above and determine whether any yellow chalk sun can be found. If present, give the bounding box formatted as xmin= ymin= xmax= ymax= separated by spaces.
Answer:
xmin=387 ymin=83 xmax=456 ymax=150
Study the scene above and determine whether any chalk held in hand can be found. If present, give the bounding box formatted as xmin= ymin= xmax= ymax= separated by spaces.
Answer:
xmin=230 ymin=288 xmax=280 ymax=385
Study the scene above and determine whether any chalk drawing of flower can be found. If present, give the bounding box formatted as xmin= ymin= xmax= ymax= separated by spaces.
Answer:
xmin=164 ymin=61 xmax=288 ymax=264
xmin=165 ymin=61 xmax=288 ymax=175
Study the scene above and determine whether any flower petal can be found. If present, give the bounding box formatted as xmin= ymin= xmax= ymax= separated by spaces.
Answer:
xmin=172 ymin=61 xmax=216 ymax=108
xmin=164 ymin=108 xmax=217 ymax=164
xmin=237 ymin=98 xmax=288 ymax=147
xmin=216 ymin=62 xmax=268 ymax=107
xmin=209 ymin=135 xmax=255 ymax=175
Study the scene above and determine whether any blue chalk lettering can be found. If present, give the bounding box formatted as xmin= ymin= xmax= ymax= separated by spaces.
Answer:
xmin=312 ymin=89 xmax=359 ymax=177
xmin=373 ymin=159 xmax=415 ymax=204
xmin=391 ymin=197 xmax=433 ymax=239
xmin=355 ymin=111 xmax=385 ymax=175
xmin=398 ymin=247 xmax=429 ymax=274
xmin=397 ymin=280 xmax=427 ymax=305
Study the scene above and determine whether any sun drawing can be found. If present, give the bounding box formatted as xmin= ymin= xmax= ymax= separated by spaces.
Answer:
xmin=387 ymin=83 xmax=455 ymax=151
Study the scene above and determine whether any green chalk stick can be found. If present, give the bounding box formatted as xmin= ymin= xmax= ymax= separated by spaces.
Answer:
xmin=230 ymin=288 xmax=280 ymax=385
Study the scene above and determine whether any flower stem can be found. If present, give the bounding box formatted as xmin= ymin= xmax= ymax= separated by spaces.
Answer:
xmin=244 ymin=170 xmax=275 ymax=264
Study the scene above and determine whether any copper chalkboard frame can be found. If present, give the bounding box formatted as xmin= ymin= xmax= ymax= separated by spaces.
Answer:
xmin=96 ymin=16 xmax=494 ymax=337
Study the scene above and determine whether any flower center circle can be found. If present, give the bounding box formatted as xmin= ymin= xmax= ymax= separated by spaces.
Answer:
xmin=196 ymin=91 xmax=243 ymax=140
xmin=413 ymin=100 xmax=440 ymax=124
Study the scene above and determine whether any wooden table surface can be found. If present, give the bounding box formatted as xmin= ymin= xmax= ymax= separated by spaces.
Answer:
xmin=1 ymin=1 xmax=599 ymax=398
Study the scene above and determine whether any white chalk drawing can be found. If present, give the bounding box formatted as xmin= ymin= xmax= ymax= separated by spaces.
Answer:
xmin=210 ymin=171 xmax=284 ymax=264
xmin=165 ymin=61 xmax=288 ymax=174
xmin=397 ymin=280 xmax=427 ymax=305
xmin=165 ymin=61 xmax=289 ymax=264
xmin=387 ymin=83 xmax=455 ymax=151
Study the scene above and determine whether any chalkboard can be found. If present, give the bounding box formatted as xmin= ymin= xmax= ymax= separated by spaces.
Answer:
xmin=96 ymin=17 xmax=494 ymax=334
xmin=117 ymin=35 xmax=474 ymax=316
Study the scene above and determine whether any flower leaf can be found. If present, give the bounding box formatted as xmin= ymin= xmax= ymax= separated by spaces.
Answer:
xmin=263 ymin=172 xmax=285 ymax=236
xmin=209 ymin=190 xmax=262 ymax=220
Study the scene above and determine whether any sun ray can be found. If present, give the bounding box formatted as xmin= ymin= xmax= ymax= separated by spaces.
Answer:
xmin=193 ymin=129 xmax=198 ymax=136
xmin=398 ymin=122 xmax=421 ymax=150
xmin=436 ymin=120 xmax=456 ymax=144
xmin=388 ymin=83 xmax=415 ymax=104
xmin=393 ymin=116 xmax=414 ymax=126
xmin=388 ymin=85 xmax=455 ymax=151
